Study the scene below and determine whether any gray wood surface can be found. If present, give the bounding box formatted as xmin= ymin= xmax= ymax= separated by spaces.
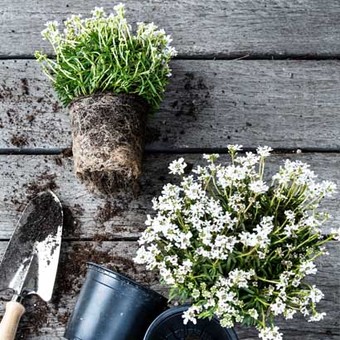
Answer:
xmin=1 ymin=1 xmax=339 ymax=338
xmin=0 ymin=153 xmax=339 ymax=240
xmin=1 ymin=0 xmax=340 ymax=58
xmin=1 ymin=60 xmax=340 ymax=150
xmin=0 ymin=241 xmax=338 ymax=339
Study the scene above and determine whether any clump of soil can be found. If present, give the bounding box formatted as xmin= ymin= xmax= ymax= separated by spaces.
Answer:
xmin=10 ymin=134 xmax=28 ymax=147
xmin=70 ymin=92 xmax=149 ymax=195
xmin=62 ymin=147 xmax=73 ymax=158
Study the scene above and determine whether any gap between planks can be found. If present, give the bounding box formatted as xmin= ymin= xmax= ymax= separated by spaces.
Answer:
xmin=0 ymin=148 xmax=340 ymax=156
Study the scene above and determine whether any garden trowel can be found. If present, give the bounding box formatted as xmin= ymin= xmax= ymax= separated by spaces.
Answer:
xmin=0 ymin=191 xmax=63 ymax=340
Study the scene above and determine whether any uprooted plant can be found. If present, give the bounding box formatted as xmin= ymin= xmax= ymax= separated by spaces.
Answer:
xmin=35 ymin=4 xmax=176 ymax=194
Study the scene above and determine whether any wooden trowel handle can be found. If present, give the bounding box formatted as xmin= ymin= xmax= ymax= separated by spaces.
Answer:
xmin=0 ymin=301 xmax=25 ymax=340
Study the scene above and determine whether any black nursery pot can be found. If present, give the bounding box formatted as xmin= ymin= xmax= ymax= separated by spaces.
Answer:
xmin=144 ymin=305 xmax=239 ymax=340
xmin=64 ymin=263 xmax=168 ymax=340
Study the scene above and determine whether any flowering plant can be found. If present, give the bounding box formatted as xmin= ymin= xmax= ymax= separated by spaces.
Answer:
xmin=135 ymin=145 xmax=339 ymax=339
xmin=35 ymin=4 xmax=176 ymax=110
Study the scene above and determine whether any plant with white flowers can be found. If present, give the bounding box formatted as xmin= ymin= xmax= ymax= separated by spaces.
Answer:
xmin=35 ymin=4 xmax=177 ymax=195
xmin=135 ymin=145 xmax=339 ymax=340
xmin=35 ymin=4 xmax=176 ymax=109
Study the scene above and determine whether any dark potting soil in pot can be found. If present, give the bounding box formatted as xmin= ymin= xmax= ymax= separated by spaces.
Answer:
xmin=70 ymin=92 xmax=149 ymax=195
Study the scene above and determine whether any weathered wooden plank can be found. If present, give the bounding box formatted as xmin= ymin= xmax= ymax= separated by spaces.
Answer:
xmin=1 ymin=0 xmax=340 ymax=57
xmin=1 ymin=59 xmax=340 ymax=150
xmin=0 ymin=241 xmax=339 ymax=339
xmin=0 ymin=153 xmax=339 ymax=239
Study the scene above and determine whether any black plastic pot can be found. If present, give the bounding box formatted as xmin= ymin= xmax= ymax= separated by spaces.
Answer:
xmin=143 ymin=305 xmax=239 ymax=340
xmin=64 ymin=262 xmax=168 ymax=340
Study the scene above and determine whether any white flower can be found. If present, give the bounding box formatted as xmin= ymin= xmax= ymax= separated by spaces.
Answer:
xmin=184 ymin=182 xmax=203 ymax=200
xmin=257 ymin=146 xmax=273 ymax=157
xmin=258 ymin=326 xmax=283 ymax=340
xmin=248 ymin=308 xmax=259 ymax=319
xmin=192 ymin=289 xmax=200 ymax=299
xmin=308 ymin=285 xmax=324 ymax=303
xmin=308 ymin=312 xmax=326 ymax=322
xmin=227 ymin=144 xmax=243 ymax=153
xmin=164 ymin=46 xmax=178 ymax=57
xmin=320 ymin=180 xmax=337 ymax=197
xmin=299 ymin=261 xmax=317 ymax=275
xmin=228 ymin=269 xmax=254 ymax=288
xmin=284 ymin=308 xmax=297 ymax=320
xmin=284 ymin=210 xmax=295 ymax=221
xmin=113 ymin=3 xmax=125 ymax=14
xmin=249 ymin=180 xmax=269 ymax=194
xmin=239 ymin=231 xmax=257 ymax=247
xmin=159 ymin=265 xmax=175 ymax=285
xmin=270 ymin=298 xmax=286 ymax=316
xmin=44 ymin=20 xmax=59 ymax=28
xmin=331 ymin=227 xmax=340 ymax=241
xmin=203 ymin=153 xmax=219 ymax=163
xmin=236 ymin=152 xmax=260 ymax=168
xmin=182 ymin=305 xmax=201 ymax=325
xmin=91 ymin=7 xmax=106 ymax=18
xmin=169 ymin=157 xmax=187 ymax=175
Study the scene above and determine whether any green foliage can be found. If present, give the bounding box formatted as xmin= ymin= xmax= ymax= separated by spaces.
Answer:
xmin=35 ymin=5 xmax=176 ymax=110
xmin=135 ymin=146 xmax=339 ymax=338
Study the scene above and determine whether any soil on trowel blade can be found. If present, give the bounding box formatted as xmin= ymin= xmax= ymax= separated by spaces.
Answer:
xmin=18 ymin=192 xmax=61 ymax=244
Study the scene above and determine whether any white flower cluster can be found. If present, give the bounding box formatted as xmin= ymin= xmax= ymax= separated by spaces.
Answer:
xmin=39 ymin=3 xmax=177 ymax=67
xmin=135 ymin=146 xmax=338 ymax=340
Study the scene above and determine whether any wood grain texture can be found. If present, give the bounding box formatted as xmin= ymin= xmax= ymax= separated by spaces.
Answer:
xmin=0 ymin=153 xmax=339 ymax=240
xmin=0 ymin=241 xmax=339 ymax=339
xmin=1 ymin=59 xmax=340 ymax=150
xmin=1 ymin=0 xmax=340 ymax=57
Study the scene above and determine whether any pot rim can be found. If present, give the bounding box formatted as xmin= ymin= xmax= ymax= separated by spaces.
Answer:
xmin=143 ymin=304 xmax=239 ymax=340
xmin=86 ymin=262 xmax=167 ymax=301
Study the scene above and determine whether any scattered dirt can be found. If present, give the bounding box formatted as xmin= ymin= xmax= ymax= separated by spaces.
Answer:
xmin=26 ymin=114 xmax=35 ymax=122
xmin=0 ymin=74 xmax=67 ymax=147
xmin=53 ymin=242 xmax=159 ymax=311
xmin=174 ymin=72 xmax=210 ymax=119
xmin=21 ymin=78 xmax=29 ymax=95
xmin=10 ymin=134 xmax=28 ymax=147
xmin=145 ymin=126 xmax=161 ymax=144
xmin=92 ymin=232 xmax=111 ymax=244
xmin=55 ymin=156 xmax=63 ymax=166
xmin=57 ymin=311 xmax=71 ymax=325
xmin=24 ymin=172 xmax=58 ymax=199
xmin=52 ymin=101 xmax=61 ymax=113
xmin=96 ymin=201 xmax=123 ymax=223
xmin=63 ymin=205 xmax=82 ymax=238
